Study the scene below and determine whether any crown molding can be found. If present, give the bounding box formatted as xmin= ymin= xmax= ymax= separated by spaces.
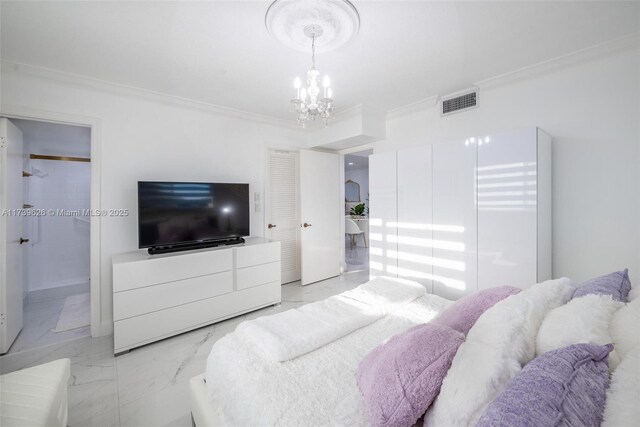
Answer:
xmin=386 ymin=95 xmax=439 ymax=120
xmin=385 ymin=32 xmax=639 ymax=120
xmin=0 ymin=60 xmax=302 ymax=130
xmin=474 ymin=32 xmax=639 ymax=90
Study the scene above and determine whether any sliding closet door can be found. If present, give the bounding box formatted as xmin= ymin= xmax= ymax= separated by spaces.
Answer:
xmin=396 ymin=146 xmax=433 ymax=292
xmin=477 ymin=128 xmax=538 ymax=290
xmin=369 ymin=152 xmax=397 ymax=279
xmin=432 ymin=139 xmax=477 ymax=300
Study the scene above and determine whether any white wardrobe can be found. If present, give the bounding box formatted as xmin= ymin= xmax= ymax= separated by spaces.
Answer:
xmin=369 ymin=127 xmax=551 ymax=299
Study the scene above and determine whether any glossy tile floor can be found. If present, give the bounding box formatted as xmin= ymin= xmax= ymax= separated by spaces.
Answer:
xmin=345 ymin=236 xmax=369 ymax=272
xmin=7 ymin=292 xmax=91 ymax=354
xmin=0 ymin=270 xmax=370 ymax=427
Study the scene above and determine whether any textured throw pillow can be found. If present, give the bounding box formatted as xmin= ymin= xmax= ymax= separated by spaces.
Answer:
xmin=425 ymin=278 xmax=575 ymax=427
xmin=536 ymin=294 xmax=623 ymax=368
xmin=602 ymin=346 xmax=640 ymax=427
xmin=609 ymin=298 xmax=640 ymax=368
xmin=573 ymin=269 xmax=632 ymax=302
xmin=357 ymin=322 xmax=464 ymax=427
xmin=476 ymin=343 xmax=613 ymax=427
xmin=434 ymin=286 xmax=520 ymax=335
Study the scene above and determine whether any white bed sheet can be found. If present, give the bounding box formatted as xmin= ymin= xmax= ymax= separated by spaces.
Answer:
xmin=205 ymin=293 xmax=452 ymax=426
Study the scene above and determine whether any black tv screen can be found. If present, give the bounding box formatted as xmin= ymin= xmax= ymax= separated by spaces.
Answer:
xmin=138 ymin=181 xmax=250 ymax=249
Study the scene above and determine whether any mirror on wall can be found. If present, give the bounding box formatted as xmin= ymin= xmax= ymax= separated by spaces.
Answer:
xmin=345 ymin=180 xmax=361 ymax=202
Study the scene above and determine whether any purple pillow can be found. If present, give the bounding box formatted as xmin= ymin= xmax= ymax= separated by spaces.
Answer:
xmin=476 ymin=343 xmax=612 ymax=427
xmin=433 ymin=286 xmax=521 ymax=335
xmin=573 ymin=269 xmax=632 ymax=302
xmin=357 ymin=323 xmax=464 ymax=427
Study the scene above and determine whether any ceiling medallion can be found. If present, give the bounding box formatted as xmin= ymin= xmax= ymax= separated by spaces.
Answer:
xmin=266 ymin=0 xmax=360 ymax=126
xmin=265 ymin=0 xmax=360 ymax=53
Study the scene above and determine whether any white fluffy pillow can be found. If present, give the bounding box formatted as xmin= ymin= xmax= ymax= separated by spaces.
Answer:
xmin=602 ymin=346 xmax=640 ymax=427
xmin=536 ymin=294 xmax=623 ymax=368
xmin=609 ymin=298 xmax=640 ymax=368
xmin=425 ymin=278 xmax=574 ymax=427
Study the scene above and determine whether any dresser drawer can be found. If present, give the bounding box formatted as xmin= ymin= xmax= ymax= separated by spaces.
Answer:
xmin=235 ymin=242 xmax=280 ymax=268
xmin=114 ymin=280 xmax=281 ymax=353
xmin=113 ymin=270 xmax=233 ymax=321
xmin=113 ymin=248 xmax=233 ymax=292
xmin=236 ymin=261 xmax=281 ymax=290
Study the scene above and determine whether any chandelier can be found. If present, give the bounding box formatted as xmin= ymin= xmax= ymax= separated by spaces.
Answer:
xmin=265 ymin=0 xmax=360 ymax=127
xmin=290 ymin=25 xmax=334 ymax=126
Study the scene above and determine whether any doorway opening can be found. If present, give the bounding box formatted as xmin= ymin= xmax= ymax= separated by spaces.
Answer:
xmin=344 ymin=149 xmax=372 ymax=273
xmin=3 ymin=118 xmax=91 ymax=354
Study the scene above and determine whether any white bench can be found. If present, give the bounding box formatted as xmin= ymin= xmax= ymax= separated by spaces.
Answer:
xmin=1 ymin=359 xmax=71 ymax=427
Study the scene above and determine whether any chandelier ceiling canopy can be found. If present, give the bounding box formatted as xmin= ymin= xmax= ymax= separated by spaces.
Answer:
xmin=265 ymin=0 xmax=360 ymax=54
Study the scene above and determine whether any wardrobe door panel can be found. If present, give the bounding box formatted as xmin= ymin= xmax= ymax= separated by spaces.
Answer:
xmin=369 ymin=152 xmax=397 ymax=279
xmin=396 ymin=145 xmax=433 ymax=292
xmin=477 ymin=128 xmax=538 ymax=290
xmin=432 ymin=139 xmax=477 ymax=300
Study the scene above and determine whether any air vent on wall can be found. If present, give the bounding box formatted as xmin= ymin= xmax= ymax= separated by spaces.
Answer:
xmin=441 ymin=89 xmax=478 ymax=116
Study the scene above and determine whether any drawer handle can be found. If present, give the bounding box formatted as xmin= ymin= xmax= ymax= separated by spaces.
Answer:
xmin=302 ymin=223 xmax=312 ymax=228
xmin=268 ymin=224 xmax=277 ymax=229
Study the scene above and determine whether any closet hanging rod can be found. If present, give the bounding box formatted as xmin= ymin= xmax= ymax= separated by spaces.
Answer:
xmin=30 ymin=154 xmax=90 ymax=163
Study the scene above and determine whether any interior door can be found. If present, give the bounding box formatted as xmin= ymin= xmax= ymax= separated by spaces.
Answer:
xmin=266 ymin=150 xmax=301 ymax=284
xmin=0 ymin=118 xmax=24 ymax=354
xmin=299 ymin=150 xmax=340 ymax=286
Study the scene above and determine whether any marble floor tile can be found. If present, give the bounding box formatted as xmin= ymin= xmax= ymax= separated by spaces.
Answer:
xmin=8 ymin=292 xmax=91 ymax=354
xmin=0 ymin=272 xmax=370 ymax=427
xmin=345 ymin=236 xmax=369 ymax=273
xmin=54 ymin=293 xmax=91 ymax=332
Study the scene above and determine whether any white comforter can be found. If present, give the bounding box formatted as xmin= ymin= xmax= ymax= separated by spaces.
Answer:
xmin=235 ymin=277 xmax=426 ymax=362
xmin=205 ymin=292 xmax=452 ymax=426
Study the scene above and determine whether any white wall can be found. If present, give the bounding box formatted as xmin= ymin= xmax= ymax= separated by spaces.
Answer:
xmin=24 ymin=137 xmax=91 ymax=292
xmin=1 ymin=68 xmax=307 ymax=333
xmin=378 ymin=47 xmax=640 ymax=284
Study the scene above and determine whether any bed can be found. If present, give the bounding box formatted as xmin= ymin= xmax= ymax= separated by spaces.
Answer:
xmin=190 ymin=273 xmax=639 ymax=427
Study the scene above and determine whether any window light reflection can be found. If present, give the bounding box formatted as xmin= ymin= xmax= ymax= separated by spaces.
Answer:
xmin=476 ymin=162 xmax=536 ymax=172
xmin=387 ymin=222 xmax=465 ymax=233
xmin=388 ymin=235 xmax=465 ymax=252
xmin=388 ymin=250 xmax=466 ymax=271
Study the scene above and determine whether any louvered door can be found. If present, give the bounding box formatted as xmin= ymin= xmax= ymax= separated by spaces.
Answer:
xmin=266 ymin=150 xmax=300 ymax=284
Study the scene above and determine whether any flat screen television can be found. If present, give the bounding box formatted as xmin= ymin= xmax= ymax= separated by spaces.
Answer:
xmin=138 ymin=181 xmax=250 ymax=252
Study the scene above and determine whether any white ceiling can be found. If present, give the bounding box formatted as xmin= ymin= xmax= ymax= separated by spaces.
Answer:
xmin=2 ymin=1 xmax=639 ymax=122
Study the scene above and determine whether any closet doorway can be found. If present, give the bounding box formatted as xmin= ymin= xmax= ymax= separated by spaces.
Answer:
xmin=344 ymin=149 xmax=372 ymax=273
xmin=0 ymin=118 xmax=92 ymax=354
xmin=266 ymin=148 xmax=341 ymax=286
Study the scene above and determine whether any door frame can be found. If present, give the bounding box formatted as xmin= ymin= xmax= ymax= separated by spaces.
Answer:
xmin=0 ymin=106 xmax=103 ymax=337
xmin=337 ymin=143 xmax=375 ymax=273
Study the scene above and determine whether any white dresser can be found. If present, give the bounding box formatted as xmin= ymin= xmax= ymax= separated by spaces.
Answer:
xmin=112 ymin=237 xmax=281 ymax=355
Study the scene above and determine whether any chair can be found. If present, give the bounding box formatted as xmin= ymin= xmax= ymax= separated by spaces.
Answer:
xmin=345 ymin=217 xmax=367 ymax=249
